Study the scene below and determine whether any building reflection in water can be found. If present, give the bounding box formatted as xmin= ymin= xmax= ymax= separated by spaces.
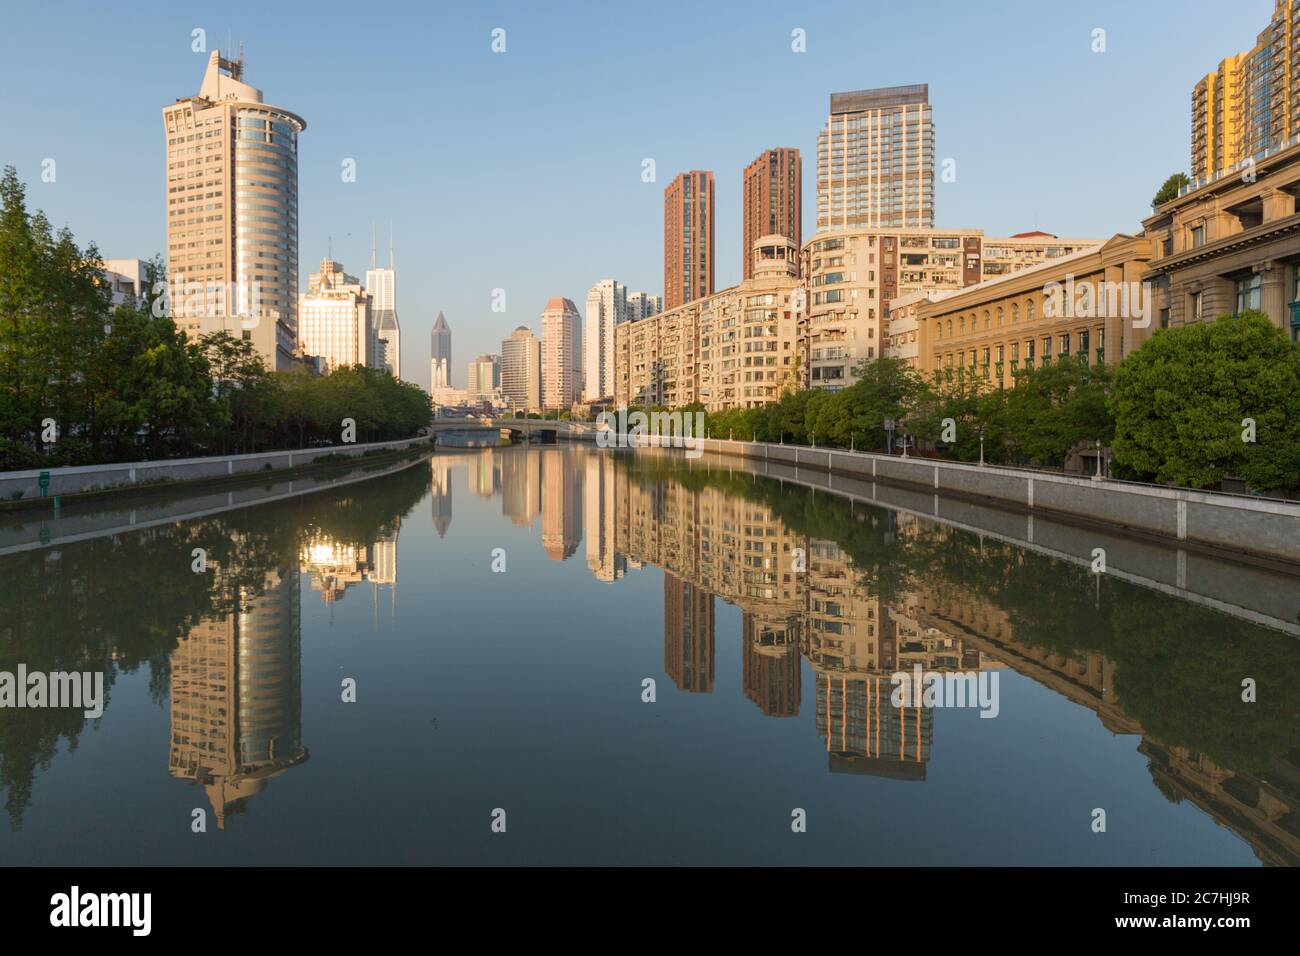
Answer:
xmin=169 ymin=561 xmax=307 ymax=829
xmin=430 ymin=456 xmax=453 ymax=538
xmin=430 ymin=446 xmax=1298 ymax=865
xmin=410 ymin=447 xmax=1294 ymax=868
xmin=540 ymin=448 xmax=582 ymax=561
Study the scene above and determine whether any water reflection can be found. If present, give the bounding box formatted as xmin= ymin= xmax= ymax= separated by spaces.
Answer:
xmin=0 ymin=446 xmax=1296 ymax=865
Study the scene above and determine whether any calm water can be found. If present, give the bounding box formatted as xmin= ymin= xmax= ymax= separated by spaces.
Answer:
xmin=1 ymin=445 xmax=1297 ymax=866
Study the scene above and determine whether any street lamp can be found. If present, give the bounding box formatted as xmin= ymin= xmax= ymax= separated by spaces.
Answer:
xmin=979 ymin=426 xmax=986 ymax=467
xmin=1093 ymin=439 xmax=1104 ymax=481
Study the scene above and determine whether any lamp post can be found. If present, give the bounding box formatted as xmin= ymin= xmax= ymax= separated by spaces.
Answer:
xmin=979 ymin=426 xmax=986 ymax=467
xmin=1093 ymin=439 xmax=1103 ymax=481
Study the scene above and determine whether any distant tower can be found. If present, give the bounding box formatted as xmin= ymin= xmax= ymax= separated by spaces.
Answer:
xmin=500 ymin=325 xmax=542 ymax=411
xmin=540 ymin=297 xmax=582 ymax=409
xmin=743 ymin=148 xmax=802 ymax=279
xmin=664 ymin=170 xmax=715 ymax=309
xmin=430 ymin=312 xmax=451 ymax=389
xmin=366 ymin=222 xmax=401 ymax=379
xmin=583 ymin=279 xmax=627 ymax=401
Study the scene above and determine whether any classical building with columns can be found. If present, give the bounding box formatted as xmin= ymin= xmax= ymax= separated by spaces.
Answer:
xmin=915 ymin=234 xmax=1155 ymax=389
xmin=1143 ymin=136 xmax=1300 ymax=343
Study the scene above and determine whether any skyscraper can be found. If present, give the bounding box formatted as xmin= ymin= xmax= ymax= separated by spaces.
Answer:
xmin=298 ymin=259 xmax=376 ymax=372
xmin=430 ymin=312 xmax=451 ymax=389
xmin=1191 ymin=0 xmax=1299 ymax=183
xmin=626 ymin=291 xmax=663 ymax=322
xmin=540 ymin=297 xmax=582 ymax=409
xmin=817 ymin=84 xmax=933 ymax=231
xmin=664 ymin=170 xmax=715 ymax=309
xmin=743 ymin=148 xmax=802 ymax=279
xmin=467 ymin=353 xmax=500 ymax=403
xmin=583 ymin=279 xmax=627 ymax=401
xmin=366 ymin=224 xmax=401 ymax=379
xmin=163 ymin=50 xmax=306 ymax=371
xmin=500 ymin=325 xmax=542 ymax=411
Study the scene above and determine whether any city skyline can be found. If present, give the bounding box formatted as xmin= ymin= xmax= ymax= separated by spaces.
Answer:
xmin=3 ymin=0 xmax=1270 ymax=392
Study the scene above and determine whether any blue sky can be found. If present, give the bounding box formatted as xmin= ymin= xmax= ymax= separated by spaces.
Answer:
xmin=1 ymin=0 xmax=1270 ymax=389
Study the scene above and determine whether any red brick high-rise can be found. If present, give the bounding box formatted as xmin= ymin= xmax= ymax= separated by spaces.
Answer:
xmin=742 ymin=148 xmax=802 ymax=279
xmin=663 ymin=170 xmax=715 ymax=310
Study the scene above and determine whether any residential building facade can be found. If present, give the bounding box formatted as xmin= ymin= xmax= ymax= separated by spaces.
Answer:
xmin=817 ymin=85 xmax=933 ymax=232
xmin=743 ymin=147 xmax=802 ymax=279
xmin=802 ymin=229 xmax=1104 ymax=389
xmin=664 ymin=170 xmax=715 ymax=310
xmin=584 ymin=278 xmax=627 ymax=401
xmin=541 ymin=297 xmax=582 ymax=408
xmin=615 ymin=236 xmax=803 ymax=410
xmin=1191 ymin=0 xmax=1300 ymax=184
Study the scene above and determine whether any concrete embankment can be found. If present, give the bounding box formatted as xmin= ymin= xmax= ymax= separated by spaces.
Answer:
xmin=0 ymin=436 xmax=434 ymax=513
xmin=629 ymin=436 xmax=1300 ymax=569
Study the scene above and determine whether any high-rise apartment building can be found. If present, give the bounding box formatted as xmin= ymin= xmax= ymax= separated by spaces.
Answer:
xmin=626 ymin=291 xmax=663 ymax=322
xmin=163 ymin=50 xmax=306 ymax=371
xmin=366 ymin=225 xmax=400 ymax=379
xmin=664 ymin=170 xmax=715 ymax=309
xmin=802 ymin=229 xmax=1102 ymax=389
xmin=616 ymin=236 xmax=804 ymax=410
xmin=500 ymin=325 xmax=542 ymax=410
xmin=616 ymin=229 xmax=1103 ymax=406
xmin=298 ymin=259 xmax=376 ymax=373
xmin=430 ymin=312 xmax=451 ymax=388
xmin=743 ymin=148 xmax=802 ymax=279
xmin=817 ymin=84 xmax=933 ymax=231
xmin=467 ymin=353 xmax=500 ymax=403
xmin=1191 ymin=0 xmax=1300 ymax=184
xmin=540 ymin=297 xmax=582 ymax=409
xmin=583 ymin=279 xmax=627 ymax=401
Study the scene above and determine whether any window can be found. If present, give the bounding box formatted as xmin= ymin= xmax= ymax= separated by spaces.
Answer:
xmin=1189 ymin=291 xmax=1203 ymax=323
xmin=1235 ymin=273 xmax=1261 ymax=313
xmin=1191 ymin=225 xmax=1205 ymax=247
xmin=1060 ymin=333 xmax=1070 ymax=355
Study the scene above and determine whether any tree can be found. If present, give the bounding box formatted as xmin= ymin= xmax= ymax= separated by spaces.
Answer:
xmin=1002 ymin=358 xmax=1115 ymax=466
xmin=1152 ymin=172 xmax=1190 ymax=206
xmin=1109 ymin=310 xmax=1300 ymax=489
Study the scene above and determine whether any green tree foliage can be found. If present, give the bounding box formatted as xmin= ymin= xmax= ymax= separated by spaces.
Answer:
xmin=1152 ymin=172 xmax=1190 ymax=206
xmin=1109 ymin=311 xmax=1300 ymax=489
xmin=1003 ymin=358 xmax=1115 ymax=466
xmin=0 ymin=165 xmax=431 ymax=468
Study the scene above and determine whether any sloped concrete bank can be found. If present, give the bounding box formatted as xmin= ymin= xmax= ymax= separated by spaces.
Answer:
xmin=0 ymin=436 xmax=434 ymax=514
xmin=628 ymin=436 xmax=1300 ymax=569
